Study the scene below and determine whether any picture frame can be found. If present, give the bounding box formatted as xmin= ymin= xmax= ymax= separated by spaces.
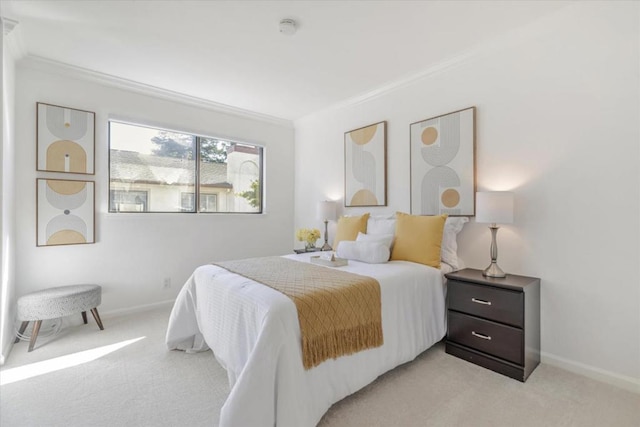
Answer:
xmin=37 ymin=102 xmax=95 ymax=174
xmin=37 ymin=179 xmax=95 ymax=246
xmin=344 ymin=121 xmax=387 ymax=207
xmin=410 ymin=107 xmax=476 ymax=216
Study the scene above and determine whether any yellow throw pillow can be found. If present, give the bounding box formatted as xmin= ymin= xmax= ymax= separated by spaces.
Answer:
xmin=391 ymin=212 xmax=447 ymax=268
xmin=333 ymin=213 xmax=370 ymax=250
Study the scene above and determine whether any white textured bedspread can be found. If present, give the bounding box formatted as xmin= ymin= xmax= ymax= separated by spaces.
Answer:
xmin=166 ymin=253 xmax=448 ymax=427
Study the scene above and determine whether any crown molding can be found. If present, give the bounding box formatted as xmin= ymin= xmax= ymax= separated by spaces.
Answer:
xmin=296 ymin=1 xmax=576 ymax=123
xmin=19 ymin=55 xmax=293 ymax=128
xmin=1 ymin=17 xmax=27 ymax=60
xmin=2 ymin=17 xmax=18 ymax=35
xmin=11 ymin=1 xmax=577 ymax=127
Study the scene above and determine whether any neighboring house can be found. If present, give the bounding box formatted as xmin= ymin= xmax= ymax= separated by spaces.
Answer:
xmin=109 ymin=146 xmax=259 ymax=213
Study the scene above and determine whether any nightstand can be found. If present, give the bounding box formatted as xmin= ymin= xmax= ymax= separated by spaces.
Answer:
xmin=445 ymin=268 xmax=540 ymax=382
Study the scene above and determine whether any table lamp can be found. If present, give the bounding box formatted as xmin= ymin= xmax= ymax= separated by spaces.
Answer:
xmin=475 ymin=191 xmax=514 ymax=278
xmin=317 ymin=200 xmax=337 ymax=251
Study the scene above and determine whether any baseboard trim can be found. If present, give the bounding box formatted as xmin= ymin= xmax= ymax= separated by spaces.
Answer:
xmin=0 ymin=340 xmax=15 ymax=366
xmin=0 ymin=300 xmax=174 ymax=365
xmin=100 ymin=300 xmax=175 ymax=319
xmin=541 ymin=351 xmax=640 ymax=394
xmin=6 ymin=297 xmax=638 ymax=395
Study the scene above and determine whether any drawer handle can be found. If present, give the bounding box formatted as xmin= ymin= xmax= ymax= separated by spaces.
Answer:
xmin=472 ymin=331 xmax=492 ymax=340
xmin=471 ymin=298 xmax=492 ymax=306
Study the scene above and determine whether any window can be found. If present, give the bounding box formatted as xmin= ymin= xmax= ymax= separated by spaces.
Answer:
xmin=181 ymin=192 xmax=218 ymax=212
xmin=180 ymin=192 xmax=195 ymax=212
xmin=109 ymin=121 xmax=263 ymax=213
xmin=200 ymin=194 xmax=219 ymax=212
xmin=110 ymin=190 xmax=148 ymax=212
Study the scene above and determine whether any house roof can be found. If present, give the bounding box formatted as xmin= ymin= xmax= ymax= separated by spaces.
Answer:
xmin=110 ymin=150 xmax=232 ymax=188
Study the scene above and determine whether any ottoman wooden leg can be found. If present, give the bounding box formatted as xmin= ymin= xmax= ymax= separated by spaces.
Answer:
xmin=82 ymin=311 xmax=88 ymax=324
xmin=90 ymin=308 xmax=104 ymax=330
xmin=28 ymin=320 xmax=42 ymax=352
xmin=15 ymin=321 xmax=29 ymax=343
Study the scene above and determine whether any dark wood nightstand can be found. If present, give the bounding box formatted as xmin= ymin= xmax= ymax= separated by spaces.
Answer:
xmin=445 ymin=268 xmax=540 ymax=382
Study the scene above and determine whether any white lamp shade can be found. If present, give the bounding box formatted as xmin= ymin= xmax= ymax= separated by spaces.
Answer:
xmin=317 ymin=200 xmax=337 ymax=221
xmin=475 ymin=191 xmax=514 ymax=224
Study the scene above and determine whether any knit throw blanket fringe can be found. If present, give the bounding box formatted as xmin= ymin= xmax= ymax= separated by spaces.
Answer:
xmin=213 ymin=256 xmax=384 ymax=369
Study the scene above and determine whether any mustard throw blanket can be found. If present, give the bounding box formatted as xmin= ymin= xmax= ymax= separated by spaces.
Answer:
xmin=213 ymin=256 xmax=384 ymax=369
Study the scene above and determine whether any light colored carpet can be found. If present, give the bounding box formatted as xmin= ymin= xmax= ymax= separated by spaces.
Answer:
xmin=1 ymin=305 xmax=638 ymax=427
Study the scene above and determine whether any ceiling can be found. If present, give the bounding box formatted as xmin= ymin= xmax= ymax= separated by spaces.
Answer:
xmin=3 ymin=1 xmax=571 ymax=121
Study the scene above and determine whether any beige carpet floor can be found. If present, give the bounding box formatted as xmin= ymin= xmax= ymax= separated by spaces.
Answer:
xmin=1 ymin=305 xmax=638 ymax=427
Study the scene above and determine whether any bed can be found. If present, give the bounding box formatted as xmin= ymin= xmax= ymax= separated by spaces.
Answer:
xmin=166 ymin=251 xmax=452 ymax=427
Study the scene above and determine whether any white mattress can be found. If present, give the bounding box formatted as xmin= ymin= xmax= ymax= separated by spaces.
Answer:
xmin=166 ymin=253 xmax=448 ymax=427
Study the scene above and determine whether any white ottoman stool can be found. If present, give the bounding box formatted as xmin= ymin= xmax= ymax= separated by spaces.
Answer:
xmin=15 ymin=284 xmax=104 ymax=352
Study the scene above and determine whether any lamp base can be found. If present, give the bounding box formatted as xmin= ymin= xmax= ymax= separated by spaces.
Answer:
xmin=321 ymin=219 xmax=332 ymax=251
xmin=483 ymin=262 xmax=506 ymax=278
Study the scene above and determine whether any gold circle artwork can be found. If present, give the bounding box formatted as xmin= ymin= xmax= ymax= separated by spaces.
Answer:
xmin=421 ymin=127 xmax=438 ymax=145
xmin=47 ymin=180 xmax=86 ymax=195
xmin=350 ymin=189 xmax=378 ymax=206
xmin=48 ymin=230 xmax=86 ymax=245
xmin=441 ymin=189 xmax=460 ymax=208
xmin=46 ymin=140 xmax=88 ymax=173
xmin=64 ymin=123 xmax=71 ymax=128
xmin=350 ymin=125 xmax=377 ymax=145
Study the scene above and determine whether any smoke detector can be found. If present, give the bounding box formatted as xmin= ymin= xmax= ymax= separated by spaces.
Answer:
xmin=279 ymin=19 xmax=297 ymax=35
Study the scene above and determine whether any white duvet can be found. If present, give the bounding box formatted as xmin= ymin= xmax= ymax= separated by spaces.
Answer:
xmin=166 ymin=253 xmax=448 ymax=427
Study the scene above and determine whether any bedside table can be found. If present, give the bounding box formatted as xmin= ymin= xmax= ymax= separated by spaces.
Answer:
xmin=445 ymin=268 xmax=540 ymax=382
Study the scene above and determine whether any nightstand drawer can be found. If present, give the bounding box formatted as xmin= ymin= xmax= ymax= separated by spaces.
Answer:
xmin=448 ymin=280 xmax=523 ymax=327
xmin=448 ymin=311 xmax=523 ymax=365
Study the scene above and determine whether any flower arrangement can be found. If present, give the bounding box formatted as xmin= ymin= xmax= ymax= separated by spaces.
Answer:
xmin=296 ymin=228 xmax=321 ymax=248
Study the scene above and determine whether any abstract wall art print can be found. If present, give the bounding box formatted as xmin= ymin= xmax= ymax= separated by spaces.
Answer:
xmin=344 ymin=121 xmax=387 ymax=207
xmin=37 ymin=102 xmax=95 ymax=174
xmin=410 ymin=107 xmax=476 ymax=216
xmin=37 ymin=179 xmax=95 ymax=246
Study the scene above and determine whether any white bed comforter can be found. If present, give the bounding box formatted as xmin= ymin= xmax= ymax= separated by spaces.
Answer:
xmin=166 ymin=253 xmax=448 ymax=427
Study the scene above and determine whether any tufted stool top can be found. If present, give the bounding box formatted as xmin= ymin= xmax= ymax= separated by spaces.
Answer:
xmin=17 ymin=284 xmax=102 ymax=321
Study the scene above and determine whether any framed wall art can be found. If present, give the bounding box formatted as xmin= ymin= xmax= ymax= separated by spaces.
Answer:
xmin=344 ymin=121 xmax=387 ymax=207
xmin=410 ymin=107 xmax=475 ymax=216
xmin=37 ymin=179 xmax=95 ymax=246
xmin=37 ymin=102 xmax=95 ymax=174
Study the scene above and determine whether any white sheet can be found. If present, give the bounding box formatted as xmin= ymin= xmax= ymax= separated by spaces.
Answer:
xmin=166 ymin=253 xmax=448 ymax=427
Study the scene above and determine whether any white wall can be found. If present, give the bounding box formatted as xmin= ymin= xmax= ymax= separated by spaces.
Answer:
xmin=1 ymin=22 xmax=17 ymax=364
xmin=13 ymin=61 xmax=294 ymax=316
xmin=294 ymin=2 xmax=640 ymax=391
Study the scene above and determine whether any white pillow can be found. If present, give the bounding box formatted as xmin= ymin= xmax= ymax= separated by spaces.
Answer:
xmin=441 ymin=217 xmax=469 ymax=270
xmin=356 ymin=231 xmax=394 ymax=250
xmin=367 ymin=215 xmax=396 ymax=235
xmin=336 ymin=241 xmax=390 ymax=264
